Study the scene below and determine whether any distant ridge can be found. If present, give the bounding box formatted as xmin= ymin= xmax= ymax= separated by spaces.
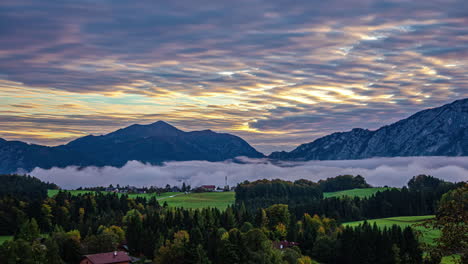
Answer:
xmin=1 ymin=99 xmax=467 ymax=173
xmin=269 ymin=98 xmax=468 ymax=160
xmin=0 ymin=121 xmax=264 ymax=173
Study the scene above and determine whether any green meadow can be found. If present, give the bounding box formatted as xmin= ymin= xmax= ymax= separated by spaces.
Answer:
xmin=323 ymin=187 xmax=394 ymax=198
xmin=48 ymin=187 xmax=395 ymax=210
xmin=48 ymin=189 xmax=235 ymax=210
xmin=0 ymin=236 xmax=12 ymax=245
xmin=160 ymin=192 xmax=235 ymax=210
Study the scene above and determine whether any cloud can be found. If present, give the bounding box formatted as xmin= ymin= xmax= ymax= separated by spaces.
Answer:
xmin=1 ymin=0 xmax=468 ymax=152
xmin=30 ymin=156 xmax=468 ymax=189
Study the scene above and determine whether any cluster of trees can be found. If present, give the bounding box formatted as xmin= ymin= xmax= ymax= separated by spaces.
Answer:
xmin=80 ymin=183 xmax=192 ymax=194
xmin=422 ymin=184 xmax=467 ymax=263
xmin=237 ymin=175 xmax=461 ymax=222
xmin=0 ymin=174 xmax=464 ymax=264
xmin=0 ymin=218 xmax=126 ymax=263
xmin=318 ymin=175 xmax=371 ymax=192
xmin=0 ymin=201 xmax=423 ymax=264
xmin=0 ymin=174 xmax=58 ymax=201
xmin=235 ymin=179 xmax=323 ymax=210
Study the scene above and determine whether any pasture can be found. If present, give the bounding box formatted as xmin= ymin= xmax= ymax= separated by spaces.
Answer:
xmin=161 ymin=192 xmax=235 ymax=210
xmin=48 ymin=189 xmax=235 ymax=210
xmin=323 ymin=187 xmax=394 ymax=198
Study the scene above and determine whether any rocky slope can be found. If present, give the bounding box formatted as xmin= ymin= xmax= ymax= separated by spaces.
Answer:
xmin=270 ymin=98 xmax=468 ymax=160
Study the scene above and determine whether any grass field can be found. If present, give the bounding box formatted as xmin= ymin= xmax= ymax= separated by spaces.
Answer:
xmin=48 ymin=189 xmax=234 ymax=210
xmin=324 ymin=187 xmax=394 ymax=198
xmin=48 ymin=189 xmax=97 ymax=197
xmin=0 ymin=236 xmax=12 ymax=245
xmin=161 ymin=192 xmax=235 ymax=210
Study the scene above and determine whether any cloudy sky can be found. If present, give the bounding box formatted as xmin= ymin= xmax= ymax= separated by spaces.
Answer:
xmin=1 ymin=0 xmax=467 ymax=154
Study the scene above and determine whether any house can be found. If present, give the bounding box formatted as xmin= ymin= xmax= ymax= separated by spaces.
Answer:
xmin=273 ymin=240 xmax=299 ymax=250
xmin=199 ymin=185 xmax=216 ymax=192
xmin=80 ymin=251 xmax=131 ymax=264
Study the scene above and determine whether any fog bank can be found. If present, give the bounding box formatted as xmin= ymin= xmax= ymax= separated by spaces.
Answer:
xmin=30 ymin=157 xmax=468 ymax=189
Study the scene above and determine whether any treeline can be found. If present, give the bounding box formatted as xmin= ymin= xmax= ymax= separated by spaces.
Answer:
xmin=0 ymin=174 xmax=58 ymax=201
xmin=318 ymin=175 xmax=371 ymax=192
xmin=0 ymin=190 xmax=156 ymax=235
xmin=235 ymin=175 xmax=372 ymax=212
xmin=235 ymin=179 xmax=323 ymax=210
xmin=236 ymin=175 xmax=460 ymax=222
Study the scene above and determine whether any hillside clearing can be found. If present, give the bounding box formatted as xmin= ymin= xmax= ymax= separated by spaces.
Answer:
xmin=324 ymin=187 xmax=394 ymax=198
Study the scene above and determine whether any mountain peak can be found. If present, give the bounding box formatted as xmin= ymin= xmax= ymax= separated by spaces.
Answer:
xmin=109 ymin=121 xmax=182 ymax=138
xmin=150 ymin=120 xmax=174 ymax=127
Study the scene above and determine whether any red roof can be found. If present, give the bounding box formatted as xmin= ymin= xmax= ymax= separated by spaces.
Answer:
xmin=84 ymin=251 xmax=131 ymax=264
xmin=273 ymin=240 xmax=300 ymax=249
xmin=201 ymin=185 xmax=216 ymax=189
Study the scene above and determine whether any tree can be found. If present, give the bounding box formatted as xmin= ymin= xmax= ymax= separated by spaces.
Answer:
xmin=84 ymin=232 xmax=119 ymax=254
xmin=44 ymin=238 xmax=65 ymax=264
xmin=423 ymin=184 xmax=467 ymax=263
xmin=16 ymin=218 xmax=40 ymax=242
xmin=282 ymin=247 xmax=301 ymax=264
xmin=297 ymin=256 xmax=319 ymax=264
xmin=51 ymin=229 xmax=82 ymax=263
xmin=0 ymin=239 xmax=47 ymax=264
xmin=265 ymin=204 xmax=290 ymax=229
xmin=154 ymin=230 xmax=190 ymax=264
xmin=255 ymin=209 xmax=269 ymax=228
xmin=241 ymin=228 xmax=283 ymax=264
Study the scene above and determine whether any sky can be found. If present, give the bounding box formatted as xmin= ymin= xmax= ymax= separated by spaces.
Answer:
xmin=0 ymin=0 xmax=467 ymax=154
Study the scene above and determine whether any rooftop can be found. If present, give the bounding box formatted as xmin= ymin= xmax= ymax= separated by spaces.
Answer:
xmin=83 ymin=251 xmax=131 ymax=264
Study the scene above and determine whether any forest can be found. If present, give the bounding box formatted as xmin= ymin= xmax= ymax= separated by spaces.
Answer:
xmin=0 ymin=174 xmax=465 ymax=264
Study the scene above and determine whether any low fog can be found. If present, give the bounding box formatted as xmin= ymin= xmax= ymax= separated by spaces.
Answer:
xmin=30 ymin=157 xmax=468 ymax=189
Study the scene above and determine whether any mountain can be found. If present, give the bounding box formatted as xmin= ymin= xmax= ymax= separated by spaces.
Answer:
xmin=0 ymin=121 xmax=264 ymax=173
xmin=270 ymin=98 xmax=468 ymax=160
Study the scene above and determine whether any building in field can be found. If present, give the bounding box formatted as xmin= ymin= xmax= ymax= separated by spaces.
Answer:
xmin=199 ymin=185 xmax=216 ymax=191
xmin=80 ymin=251 xmax=131 ymax=264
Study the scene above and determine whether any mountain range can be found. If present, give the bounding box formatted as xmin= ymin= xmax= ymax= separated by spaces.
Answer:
xmin=0 ymin=98 xmax=467 ymax=173
xmin=269 ymin=98 xmax=468 ymax=160
xmin=0 ymin=121 xmax=263 ymax=174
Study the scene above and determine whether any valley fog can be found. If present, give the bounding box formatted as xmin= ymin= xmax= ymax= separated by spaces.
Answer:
xmin=30 ymin=156 xmax=468 ymax=189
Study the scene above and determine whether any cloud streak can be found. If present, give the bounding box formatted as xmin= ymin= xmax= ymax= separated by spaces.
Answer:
xmin=0 ymin=0 xmax=467 ymax=153
xmin=30 ymin=157 xmax=468 ymax=189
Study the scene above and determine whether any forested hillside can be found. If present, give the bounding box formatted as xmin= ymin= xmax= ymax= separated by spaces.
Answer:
xmin=0 ymin=174 xmax=465 ymax=263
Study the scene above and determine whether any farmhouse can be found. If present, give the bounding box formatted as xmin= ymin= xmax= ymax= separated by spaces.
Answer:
xmin=80 ymin=251 xmax=131 ymax=264
xmin=199 ymin=185 xmax=216 ymax=191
